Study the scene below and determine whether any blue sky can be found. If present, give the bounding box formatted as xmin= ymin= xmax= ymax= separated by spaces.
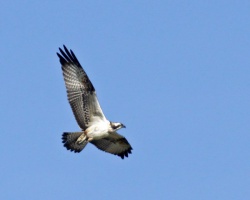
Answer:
xmin=1 ymin=1 xmax=250 ymax=199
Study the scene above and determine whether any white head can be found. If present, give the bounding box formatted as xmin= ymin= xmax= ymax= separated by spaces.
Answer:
xmin=110 ymin=122 xmax=126 ymax=131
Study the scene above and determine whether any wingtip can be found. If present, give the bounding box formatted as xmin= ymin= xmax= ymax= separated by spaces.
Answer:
xmin=58 ymin=45 xmax=65 ymax=54
xmin=117 ymin=147 xmax=133 ymax=159
xmin=63 ymin=44 xmax=67 ymax=50
xmin=56 ymin=52 xmax=66 ymax=65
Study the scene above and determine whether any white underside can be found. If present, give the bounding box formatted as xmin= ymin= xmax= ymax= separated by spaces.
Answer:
xmin=86 ymin=120 xmax=110 ymax=140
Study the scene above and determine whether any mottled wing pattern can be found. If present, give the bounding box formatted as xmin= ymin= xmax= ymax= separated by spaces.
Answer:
xmin=57 ymin=45 xmax=106 ymax=130
xmin=90 ymin=132 xmax=133 ymax=159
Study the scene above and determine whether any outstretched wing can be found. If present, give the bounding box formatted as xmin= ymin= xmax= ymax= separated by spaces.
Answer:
xmin=90 ymin=132 xmax=133 ymax=159
xmin=57 ymin=45 xmax=106 ymax=130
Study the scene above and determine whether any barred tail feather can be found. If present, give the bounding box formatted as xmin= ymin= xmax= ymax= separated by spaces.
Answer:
xmin=62 ymin=132 xmax=88 ymax=153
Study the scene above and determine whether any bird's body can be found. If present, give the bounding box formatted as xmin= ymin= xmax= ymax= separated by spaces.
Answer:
xmin=57 ymin=45 xmax=132 ymax=159
xmin=85 ymin=120 xmax=110 ymax=140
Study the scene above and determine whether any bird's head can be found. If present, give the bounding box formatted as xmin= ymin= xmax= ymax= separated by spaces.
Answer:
xmin=110 ymin=122 xmax=126 ymax=131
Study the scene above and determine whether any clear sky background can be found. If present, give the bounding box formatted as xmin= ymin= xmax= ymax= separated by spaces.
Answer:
xmin=1 ymin=1 xmax=250 ymax=199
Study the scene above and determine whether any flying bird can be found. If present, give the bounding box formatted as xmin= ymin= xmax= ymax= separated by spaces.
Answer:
xmin=57 ymin=45 xmax=132 ymax=159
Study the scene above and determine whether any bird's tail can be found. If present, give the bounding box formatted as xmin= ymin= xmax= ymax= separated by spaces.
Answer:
xmin=62 ymin=132 xmax=88 ymax=153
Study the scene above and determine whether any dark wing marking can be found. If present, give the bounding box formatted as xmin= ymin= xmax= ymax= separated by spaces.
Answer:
xmin=57 ymin=45 xmax=106 ymax=130
xmin=90 ymin=132 xmax=133 ymax=159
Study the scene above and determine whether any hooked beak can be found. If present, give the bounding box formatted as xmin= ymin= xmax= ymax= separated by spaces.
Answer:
xmin=122 ymin=124 xmax=126 ymax=128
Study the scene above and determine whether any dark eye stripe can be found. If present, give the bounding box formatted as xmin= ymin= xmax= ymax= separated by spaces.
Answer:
xmin=111 ymin=124 xmax=119 ymax=129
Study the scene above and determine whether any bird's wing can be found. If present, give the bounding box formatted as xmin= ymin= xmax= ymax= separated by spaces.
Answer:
xmin=57 ymin=45 xmax=106 ymax=130
xmin=90 ymin=132 xmax=132 ymax=159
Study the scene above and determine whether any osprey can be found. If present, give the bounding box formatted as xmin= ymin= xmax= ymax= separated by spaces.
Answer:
xmin=57 ymin=45 xmax=132 ymax=159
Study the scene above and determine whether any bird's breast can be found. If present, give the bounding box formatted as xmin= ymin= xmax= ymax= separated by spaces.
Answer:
xmin=86 ymin=122 xmax=109 ymax=140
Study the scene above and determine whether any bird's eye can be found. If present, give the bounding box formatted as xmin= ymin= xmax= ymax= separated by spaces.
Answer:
xmin=112 ymin=124 xmax=119 ymax=129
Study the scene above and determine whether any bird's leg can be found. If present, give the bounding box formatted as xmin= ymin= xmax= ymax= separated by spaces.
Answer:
xmin=76 ymin=133 xmax=87 ymax=144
